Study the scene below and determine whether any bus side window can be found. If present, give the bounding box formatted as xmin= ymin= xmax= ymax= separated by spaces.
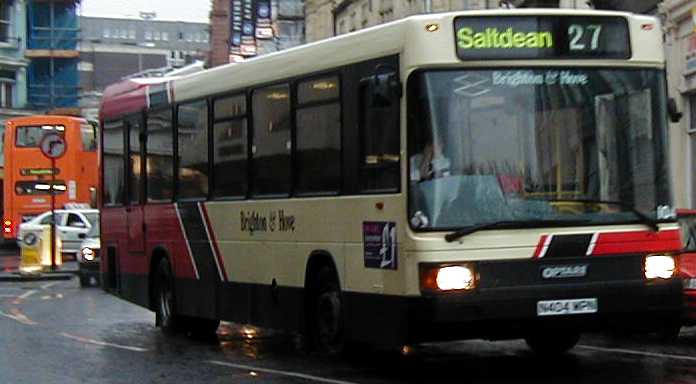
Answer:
xmin=295 ymin=75 xmax=341 ymax=195
xmin=213 ymin=94 xmax=247 ymax=198
xmin=359 ymin=70 xmax=401 ymax=193
xmin=81 ymin=123 xmax=97 ymax=151
xmin=103 ymin=121 xmax=126 ymax=206
xmin=147 ymin=109 xmax=174 ymax=202
xmin=251 ymin=83 xmax=291 ymax=197
xmin=177 ymin=100 xmax=209 ymax=200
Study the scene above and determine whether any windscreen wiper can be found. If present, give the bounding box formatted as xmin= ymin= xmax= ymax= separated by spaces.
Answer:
xmin=528 ymin=198 xmax=660 ymax=232
xmin=444 ymin=219 xmax=591 ymax=243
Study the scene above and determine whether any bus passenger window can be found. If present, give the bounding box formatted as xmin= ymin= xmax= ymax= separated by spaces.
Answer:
xmin=147 ymin=109 xmax=174 ymax=202
xmin=296 ymin=76 xmax=341 ymax=194
xmin=360 ymin=73 xmax=400 ymax=192
xmin=213 ymin=94 xmax=247 ymax=198
xmin=251 ymin=84 xmax=291 ymax=196
xmin=128 ymin=119 xmax=142 ymax=204
xmin=177 ymin=100 xmax=209 ymax=199
xmin=103 ymin=121 xmax=125 ymax=205
xmin=81 ymin=123 xmax=97 ymax=151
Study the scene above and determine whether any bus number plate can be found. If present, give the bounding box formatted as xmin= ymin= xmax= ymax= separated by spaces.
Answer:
xmin=537 ymin=298 xmax=598 ymax=316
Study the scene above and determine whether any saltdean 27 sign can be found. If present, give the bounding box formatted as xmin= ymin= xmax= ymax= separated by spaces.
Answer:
xmin=458 ymin=27 xmax=553 ymax=49
xmin=454 ymin=16 xmax=630 ymax=60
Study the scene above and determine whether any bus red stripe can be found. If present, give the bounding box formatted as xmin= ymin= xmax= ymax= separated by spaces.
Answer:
xmin=590 ymin=229 xmax=681 ymax=256
xmin=533 ymin=235 xmax=548 ymax=259
xmin=200 ymin=203 xmax=228 ymax=282
xmin=174 ymin=204 xmax=200 ymax=280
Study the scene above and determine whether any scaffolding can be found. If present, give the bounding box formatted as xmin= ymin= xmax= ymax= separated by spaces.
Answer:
xmin=26 ymin=0 xmax=80 ymax=109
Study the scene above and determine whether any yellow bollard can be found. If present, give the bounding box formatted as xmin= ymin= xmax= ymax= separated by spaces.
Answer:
xmin=19 ymin=226 xmax=62 ymax=274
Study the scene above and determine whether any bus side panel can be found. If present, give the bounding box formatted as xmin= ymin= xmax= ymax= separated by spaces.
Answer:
xmin=145 ymin=203 xmax=216 ymax=320
xmin=101 ymin=206 xmax=128 ymax=295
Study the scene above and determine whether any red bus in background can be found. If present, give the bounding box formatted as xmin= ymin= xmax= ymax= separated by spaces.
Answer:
xmin=2 ymin=115 xmax=99 ymax=240
xmin=678 ymin=209 xmax=696 ymax=328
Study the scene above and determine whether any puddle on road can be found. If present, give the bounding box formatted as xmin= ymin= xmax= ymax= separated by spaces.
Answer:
xmin=217 ymin=322 xmax=297 ymax=359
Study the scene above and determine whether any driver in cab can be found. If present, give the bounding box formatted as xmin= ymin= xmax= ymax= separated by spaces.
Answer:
xmin=410 ymin=140 xmax=451 ymax=182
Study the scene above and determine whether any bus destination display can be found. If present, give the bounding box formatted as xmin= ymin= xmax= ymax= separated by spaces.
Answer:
xmin=454 ymin=16 xmax=630 ymax=60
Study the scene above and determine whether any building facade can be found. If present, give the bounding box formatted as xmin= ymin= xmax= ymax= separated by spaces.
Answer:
xmin=80 ymin=16 xmax=210 ymax=68
xmin=304 ymin=0 xmax=660 ymax=42
xmin=208 ymin=0 xmax=304 ymax=67
xmin=0 ymin=0 xmax=36 ymax=123
xmin=306 ymin=0 xmax=596 ymax=42
xmin=78 ymin=42 xmax=169 ymax=121
xmin=25 ymin=0 xmax=80 ymax=110
xmin=662 ymin=0 xmax=696 ymax=209
xmin=78 ymin=16 xmax=210 ymax=120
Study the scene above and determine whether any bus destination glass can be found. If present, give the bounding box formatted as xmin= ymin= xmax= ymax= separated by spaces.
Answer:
xmin=454 ymin=16 xmax=630 ymax=60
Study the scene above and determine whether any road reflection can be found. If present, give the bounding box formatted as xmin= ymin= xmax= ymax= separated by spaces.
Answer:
xmin=217 ymin=322 xmax=296 ymax=360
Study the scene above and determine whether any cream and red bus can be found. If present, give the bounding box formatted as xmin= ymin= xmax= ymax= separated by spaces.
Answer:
xmin=99 ymin=9 xmax=684 ymax=354
xmin=3 ymin=115 xmax=98 ymax=240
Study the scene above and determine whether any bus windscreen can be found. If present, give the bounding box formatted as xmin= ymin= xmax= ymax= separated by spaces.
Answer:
xmin=15 ymin=125 xmax=65 ymax=147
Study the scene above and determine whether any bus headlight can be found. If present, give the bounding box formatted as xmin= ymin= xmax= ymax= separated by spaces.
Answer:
xmin=81 ymin=247 xmax=95 ymax=261
xmin=420 ymin=263 xmax=476 ymax=292
xmin=437 ymin=266 xmax=475 ymax=290
xmin=644 ymin=255 xmax=676 ymax=279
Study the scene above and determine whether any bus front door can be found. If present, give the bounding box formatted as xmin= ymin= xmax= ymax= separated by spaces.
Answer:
xmin=126 ymin=116 xmax=147 ymax=303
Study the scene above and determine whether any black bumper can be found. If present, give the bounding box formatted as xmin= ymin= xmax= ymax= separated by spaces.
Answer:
xmin=344 ymin=255 xmax=684 ymax=347
xmin=406 ymin=279 xmax=682 ymax=343
xmin=79 ymin=261 xmax=100 ymax=275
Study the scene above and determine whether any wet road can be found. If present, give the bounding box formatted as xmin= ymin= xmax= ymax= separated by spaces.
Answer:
xmin=1 ymin=277 xmax=696 ymax=384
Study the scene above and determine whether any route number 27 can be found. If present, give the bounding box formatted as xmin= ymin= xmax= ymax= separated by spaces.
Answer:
xmin=568 ymin=24 xmax=602 ymax=51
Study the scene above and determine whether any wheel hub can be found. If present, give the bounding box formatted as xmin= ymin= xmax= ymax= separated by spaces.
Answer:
xmin=317 ymin=291 xmax=340 ymax=342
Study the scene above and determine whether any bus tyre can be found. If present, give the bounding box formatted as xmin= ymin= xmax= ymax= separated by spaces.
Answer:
xmin=525 ymin=332 xmax=580 ymax=356
xmin=155 ymin=259 xmax=182 ymax=334
xmin=310 ymin=266 xmax=344 ymax=354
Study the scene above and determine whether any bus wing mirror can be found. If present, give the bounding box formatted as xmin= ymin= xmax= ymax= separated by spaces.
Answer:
xmin=668 ymin=98 xmax=683 ymax=123
xmin=364 ymin=66 xmax=402 ymax=108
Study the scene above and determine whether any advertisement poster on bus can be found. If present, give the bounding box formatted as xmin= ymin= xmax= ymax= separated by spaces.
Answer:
xmin=363 ymin=222 xmax=397 ymax=270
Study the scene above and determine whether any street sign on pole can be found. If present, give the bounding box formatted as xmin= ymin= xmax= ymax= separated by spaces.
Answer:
xmin=39 ymin=132 xmax=66 ymax=159
xmin=39 ymin=132 xmax=66 ymax=271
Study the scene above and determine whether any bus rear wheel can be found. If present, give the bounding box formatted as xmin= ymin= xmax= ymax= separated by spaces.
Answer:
xmin=155 ymin=258 xmax=182 ymax=334
xmin=525 ymin=331 xmax=580 ymax=356
xmin=309 ymin=266 xmax=344 ymax=354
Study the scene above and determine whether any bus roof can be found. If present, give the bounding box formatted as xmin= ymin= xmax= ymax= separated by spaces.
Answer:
xmin=171 ymin=9 xmax=660 ymax=104
xmin=100 ymin=77 xmax=173 ymax=121
xmin=5 ymin=115 xmax=87 ymax=125
xmin=100 ymin=9 xmax=661 ymax=118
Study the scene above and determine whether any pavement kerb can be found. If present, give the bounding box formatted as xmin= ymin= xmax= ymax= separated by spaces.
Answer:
xmin=0 ymin=266 xmax=79 ymax=282
xmin=0 ymin=272 xmax=76 ymax=282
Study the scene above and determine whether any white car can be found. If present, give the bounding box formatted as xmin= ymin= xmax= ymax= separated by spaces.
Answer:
xmin=18 ymin=209 xmax=99 ymax=256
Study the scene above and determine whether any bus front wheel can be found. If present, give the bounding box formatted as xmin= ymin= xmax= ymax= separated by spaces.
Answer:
xmin=309 ymin=266 xmax=344 ymax=354
xmin=155 ymin=258 xmax=182 ymax=334
xmin=525 ymin=331 xmax=580 ymax=356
